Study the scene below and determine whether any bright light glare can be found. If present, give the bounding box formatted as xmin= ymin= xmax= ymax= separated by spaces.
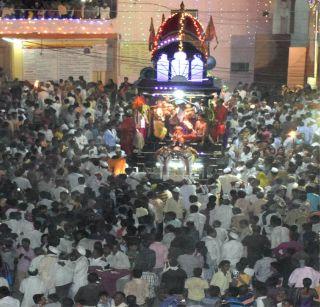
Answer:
xmin=2 ymin=38 xmax=22 ymax=47
xmin=173 ymin=90 xmax=184 ymax=100
xmin=288 ymin=130 xmax=297 ymax=138
xmin=168 ymin=159 xmax=185 ymax=170
xmin=192 ymin=162 xmax=203 ymax=171
xmin=2 ymin=37 xmax=20 ymax=43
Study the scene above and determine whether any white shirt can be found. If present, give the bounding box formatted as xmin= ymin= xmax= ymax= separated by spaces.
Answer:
xmin=20 ymin=275 xmax=46 ymax=307
xmin=215 ymin=227 xmax=229 ymax=244
xmin=26 ymin=229 xmax=42 ymax=249
xmin=52 ymin=186 xmax=69 ymax=202
xmin=212 ymin=205 xmax=233 ymax=229
xmin=70 ymin=256 xmax=89 ymax=298
xmin=106 ymin=251 xmax=130 ymax=270
xmin=254 ymin=257 xmax=276 ymax=282
xmin=39 ymin=129 xmax=53 ymax=142
xmin=55 ymin=260 xmax=74 ymax=287
xmin=66 ymin=173 xmax=83 ymax=190
xmin=270 ymin=226 xmax=290 ymax=249
xmin=0 ymin=296 xmax=20 ymax=307
xmin=12 ymin=177 xmax=32 ymax=190
xmin=186 ymin=212 xmax=206 ymax=237
xmin=218 ymin=174 xmax=239 ymax=195
xmin=240 ymin=152 xmax=252 ymax=163
xmin=89 ymin=257 xmax=108 ymax=268
xmin=126 ymin=172 xmax=146 ymax=191
xmin=29 ymin=255 xmax=45 ymax=272
xmin=221 ymin=240 xmax=244 ymax=267
xmin=38 ymin=254 xmax=59 ymax=292
xmin=202 ymin=236 xmax=222 ymax=266
xmin=71 ymin=184 xmax=87 ymax=194
xmin=75 ymin=135 xmax=88 ymax=150
xmin=289 ymin=266 xmax=320 ymax=288
xmin=180 ymin=184 xmax=197 ymax=210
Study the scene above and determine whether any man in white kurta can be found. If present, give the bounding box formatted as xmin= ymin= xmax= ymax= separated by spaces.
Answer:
xmin=20 ymin=271 xmax=46 ymax=307
xmin=221 ymin=233 xmax=244 ymax=268
xmin=69 ymin=246 xmax=89 ymax=299
xmin=185 ymin=205 xmax=206 ymax=238
xmin=105 ymin=245 xmax=130 ymax=270
xmin=38 ymin=246 xmax=59 ymax=294
xmin=217 ymin=168 xmax=240 ymax=196
xmin=202 ymin=228 xmax=222 ymax=269
xmin=213 ymin=199 xmax=234 ymax=230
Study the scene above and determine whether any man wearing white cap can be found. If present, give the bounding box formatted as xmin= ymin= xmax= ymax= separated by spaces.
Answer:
xmin=37 ymin=246 xmax=60 ymax=294
xmin=164 ymin=187 xmax=185 ymax=219
xmin=180 ymin=179 xmax=197 ymax=211
xmin=221 ymin=232 xmax=244 ymax=268
xmin=20 ymin=269 xmax=46 ymax=307
xmin=218 ymin=168 xmax=241 ymax=196
xmin=69 ymin=246 xmax=89 ymax=299
xmin=212 ymin=198 xmax=233 ymax=230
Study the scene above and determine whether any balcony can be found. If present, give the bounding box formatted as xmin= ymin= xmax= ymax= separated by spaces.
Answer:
xmin=0 ymin=18 xmax=116 ymax=39
xmin=0 ymin=1 xmax=117 ymax=39
xmin=0 ymin=0 xmax=117 ymax=19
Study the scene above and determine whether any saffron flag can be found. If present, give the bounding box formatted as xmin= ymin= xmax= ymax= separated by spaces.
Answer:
xmin=205 ymin=16 xmax=219 ymax=49
xmin=149 ymin=17 xmax=155 ymax=51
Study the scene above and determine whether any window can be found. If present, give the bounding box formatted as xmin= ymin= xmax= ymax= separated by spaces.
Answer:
xmin=231 ymin=62 xmax=249 ymax=72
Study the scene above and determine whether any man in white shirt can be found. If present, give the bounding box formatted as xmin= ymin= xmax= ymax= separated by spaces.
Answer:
xmin=126 ymin=168 xmax=147 ymax=191
xmin=239 ymin=145 xmax=252 ymax=163
xmin=71 ymin=176 xmax=87 ymax=194
xmin=69 ymin=246 xmax=89 ymax=299
xmin=213 ymin=198 xmax=233 ymax=230
xmin=164 ymin=187 xmax=184 ymax=219
xmin=12 ymin=170 xmax=32 ymax=190
xmin=270 ymin=216 xmax=290 ymax=249
xmin=89 ymin=247 xmax=108 ymax=268
xmin=218 ymin=168 xmax=240 ymax=196
xmin=186 ymin=205 xmax=206 ymax=238
xmin=39 ymin=124 xmax=53 ymax=142
xmin=105 ymin=244 xmax=130 ymax=270
xmin=38 ymin=246 xmax=61 ymax=291
xmin=289 ymin=262 xmax=320 ymax=288
xmin=20 ymin=270 xmax=46 ymax=307
xmin=74 ymin=129 xmax=88 ymax=151
xmin=52 ymin=179 xmax=69 ymax=202
xmin=202 ymin=227 xmax=222 ymax=270
xmin=180 ymin=179 xmax=197 ymax=210
xmin=221 ymin=232 xmax=244 ymax=268
xmin=66 ymin=167 xmax=84 ymax=190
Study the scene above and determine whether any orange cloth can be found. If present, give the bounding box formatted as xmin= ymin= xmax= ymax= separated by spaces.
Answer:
xmin=108 ymin=157 xmax=126 ymax=176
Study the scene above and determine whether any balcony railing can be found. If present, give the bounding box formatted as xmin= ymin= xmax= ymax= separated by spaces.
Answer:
xmin=0 ymin=3 xmax=117 ymax=20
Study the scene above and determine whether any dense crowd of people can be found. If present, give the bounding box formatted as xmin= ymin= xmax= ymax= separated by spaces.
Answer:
xmin=0 ymin=73 xmax=319 ymax=307
xmin=0 ymin=0 xmax=113 ymax=19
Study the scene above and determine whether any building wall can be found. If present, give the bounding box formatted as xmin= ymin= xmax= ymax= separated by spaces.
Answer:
xmin=113 ymin=0 xmax=273 ymax=84
xmin=2 ymin=38 xmax=118 ymax=83
xmin=254 ymin=34 xmax=290 ymax=85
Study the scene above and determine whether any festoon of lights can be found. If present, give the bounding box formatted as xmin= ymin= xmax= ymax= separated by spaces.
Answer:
xmin=151 ymin=2 xmax=207 ymax=58
xmin=0 ymin=18 xmax=109 ymax=35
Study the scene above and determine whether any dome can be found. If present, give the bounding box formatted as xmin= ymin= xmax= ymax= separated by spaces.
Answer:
xmin=151 ymin=3 xmax=207 ymax=59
